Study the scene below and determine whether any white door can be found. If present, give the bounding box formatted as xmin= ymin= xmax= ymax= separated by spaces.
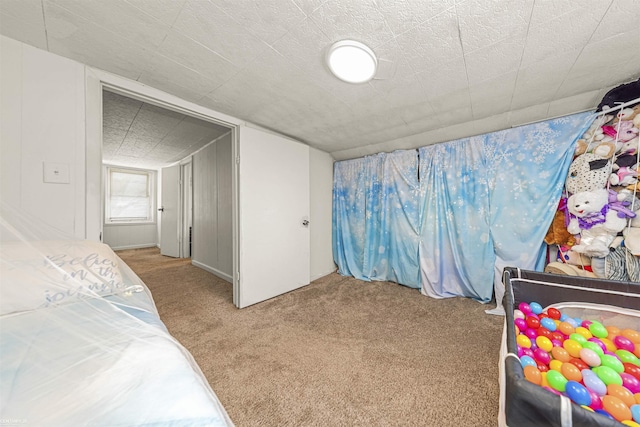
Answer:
xmin=181 ymin=161 xmax=193 ymax=258
xmin=160 ymin=164 xmax=180 ymax=257
xmin=237 ymin=126 xmax=310 ymax=308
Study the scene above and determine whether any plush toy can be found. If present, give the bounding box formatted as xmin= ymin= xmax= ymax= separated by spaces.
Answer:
xmin=616 ymin=120 xmax=639 ymax=142
xmin=565 ymin=151 xmax=614 ymax=194
xmin=609 ymin=165 xmax=639 ymax=186
xmin=567 ymin=188 xmax=628 ymax=257
xmin=544 ymin=198 xmax=576 ymax=247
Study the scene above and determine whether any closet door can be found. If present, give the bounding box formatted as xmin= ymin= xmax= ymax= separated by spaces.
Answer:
xmin=237 ymin=126 xmax=310 ymax=308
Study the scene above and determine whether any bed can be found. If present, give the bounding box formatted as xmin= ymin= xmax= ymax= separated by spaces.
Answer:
xmin=499 ymin=267 xmax=640 ymax=427
xmin=0 ymin=239 xmax=233 ymax=426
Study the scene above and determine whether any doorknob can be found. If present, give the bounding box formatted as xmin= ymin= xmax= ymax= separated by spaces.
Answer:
xmin=158 ymin=207 xmax=164 ymax=212
xmin=302 ymin=219 xmax=309 ymax=227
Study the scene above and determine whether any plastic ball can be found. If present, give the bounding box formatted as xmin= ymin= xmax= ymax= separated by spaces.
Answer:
xmin=541 ymin=371 xmax=549 ymax=388
xmin=566 ymin=318 xmax=579 ymax=328
xmin=608 ymin=383 xmax=637 ymax=408
xmin=538 ymin=327 xmax=553 ymax=340
xmin=622 ymin=329 xmax=640 ymax=344
xmin=521 ymin=347 xmax=534 ymax=359
xmin=595 ymin=408 xmax=615 ymax=419
xmin=589 ymin=389 xmax=603 ymax=410
xmin=525 ymin=328 xmax=538 ymax=340
xmin=582 ymin=405 xmax=594 ymax=412
xmin=520 ymin=355 xmax=537 ymax=368
xmin=583 ymin=341 xmax=605 ymax=356
xmin=547 ymin=370 xmax=568 ymax=392
xmin=560 ymin=313 xmax=568 ymax=321
xmin=589 ymin=321 xmax=608 ymax=339
xmin=583 ymin=369 xmax=608 ymax=396
xmin=582 ymin=320 xmax=593 ymax=328
xmin=608 ymin=326 xmax=623 ymax=338
xmin=513 ymin=309 xmax=525 ymax=320
xmin=594 ymin=365 xmax=623 ymax=386
xmin=587 ymin=338 xmax=606 ymax=353
xmin=547 ymin=307 xmax=561 ymax=320
xmin=514 ymin=318 xmax=527 ymax=331
xmin=558 ymin=321 xmax=575 ymax=336
xmin=570 ymin=333 xmax=588 ymax=346
xmin=537 ymin=362 xmax=549 ymax=373
xmin=580 ymin=348 xmax=602 ymax=367
xmin=617 ymin=350 xmax=640 ymax=366
xmin=536 ymin=336 xmax=553 ymax=353
xmin=549 ymin=359 xmax=563 ymax=372
xmin=625 ymin=363 xmax=640 ymax=381
xmin=622 ymin=420 xmax=640 ymax=427
xmin=518 ymin=302 xmax=532 ymax=315
xmin=551 ymin=346 xmax=571 ymax=363
xmin=616 ymin=336 xmax=637 ymax=353
xmin=561 ymin=362 xmax=583 ymax=382
xmin=551 ymin=339 xmax=563 ymax=348
xmin=602 ymin=338 xmax=618 ymax=353
xmin=529 ymin=302 xmax=543 ymax=314
xmin=540 ymin=317 xmax=556 ymax=332
xmin=602 ymin=354 xmax=625 ymax=374
xmin=526 ymin=316 xmax=541 ymax=329
xmin=636 ymin=393 xmax=640 ymax=405
xmin=630 ymin=404 xmax=640 ymax=423
xmin=622 ymin=373 xmax=640 ymax=394
xmin=564 ymin=339 xmax=583 ymax=358
xmin=552 ymin=331 xmax=565 ymax=342
xmin=523 ymin=365 xmax=542 ymax=385
xmin=566 ymin=380 xmax=591 ymax=406
xmin=603 ymin=395 xmax=633 ymax=422
xmin=517 ymin=334 xmax=532 ymax=349
xmin=576 ymin=326 xmax=593 ymax=340
xmin=569 ymin=358 xmax=590 ymax=372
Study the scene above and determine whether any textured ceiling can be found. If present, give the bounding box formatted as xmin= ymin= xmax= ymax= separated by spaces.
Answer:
xmin=103 ymin=90 xmax=230 ymax=168
xmin=1 ymin=0 xmax=639 ymax=161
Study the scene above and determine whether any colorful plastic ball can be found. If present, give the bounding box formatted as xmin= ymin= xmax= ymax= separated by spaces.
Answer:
xmin=602 ymin=354 xmax=625 ymax=374
xmin=514 ymin=318 xmax=527 ymax=331
xmin=564 ymin=339 xmax=583 ymax=358
xmin=541 ymin=371 xmax=549 ymax=388
xmin=602 ymin=338 xmax=618 ymax=353
xmin=566 ymin=380 xmax=591 ymax=406
xmin=540 ymin=317 xmax=556 ymax=332
xmin=523 ymin=365 xmax=542 ymax=385
xmin=558 ymin=321 xmax=575 ymax=336
xmin=625 ymin=363 xmax=640 ymax=381
xmin=566 ymin=318 xmax=579 ymax=328
xmin=537 ymin=327 xmax=553 ymax=340
xmin=583 ymin=341 xmax=605 ymax=356
xmin=547 ymin=370 xmax=568 ymax=392
xmin=582 ymin=320 xmax=593 ymax=328
xmin=560 ymin=313 xmax=568 ymax=321
xmin=529 ymin=302 xmax=543 ymax=314
xmin=570 ymin=333 xmax=588 ymax=346
xmin=518 ymin=302 xmax=532 ymax=315
xmin=561 ymin=362 xmax=582 ymax=382
xmin=589 ymin=321 xmax=608 ymax=339
xmin=636 ymin=393 xmax=640 ymax=405
xmin=617 ymin=350 xmax=640 ymax=366
xmin=603 ymin=395 xmax=633 ymax=422
xmin=526 ymin=316 xmax=541 ymax=329
xmin=616 ymin=336 xmax=637 ymax=353
xmin=525 ymin=328 xmax=538 ymax=340
xmin=594 ymin=365 xmax=623 ymax=386
xmin=583 ymin=369 xmax=608 ymax=396
xmin=609 ymin=383 xmax=637 ymax=408
xmin=631 ymin=404 xmax=640 ymax=423
xmin=551 ymin=346 xmax=571 ymax=363
xmin=551 ymin=339 xmax=563 ymax=348
xmin=536 ymin=336 xmax=553 ymax=353
xmin=608 ymin=326 xmax=623 ymax=338
xmin=520 ymin=355 xmax=537 ymax=368
xmin=513 ymin=309 xmax=525 ymax=320
xmin=580 ymin=348 xmax=602 ymax=367
xmin=622 ymin=373 xmax=640 ymax=394
xmin=595 ymin=408 xmax=615 ymax=420
xmin=582 ymin=405 xmax=594 ymax=412
xmin=547 ymin=307 xmax=561 ymax=320
xmin=552 ymin=331 xmax=565 ymax=342
xmin=549 ymin=359 xmax=563 ymax=372
xmin=517 ymin=334 xmax=532 ymax=349
xmin=521 ymin=348 xmax=534 ymax=359
xmin=587 ymin=338 xmax=606 ymax=353
xmin=623 ymin=329 xmax=640 ymax=344
xmin=622 ymin=420 xmax=640 ymax=427
xmin=569 ymin=358 xmax=590 ymax=372
xmin=589 ymin=389 xmax=603 ymax=410
xmin=576 ymin=326 xmax=593 ymax=340
xmin=537 ymin=362 xmax=549 ymax=373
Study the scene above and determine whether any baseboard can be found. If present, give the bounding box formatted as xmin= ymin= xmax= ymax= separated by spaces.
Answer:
xmin=109 ymin=243 xmax=158 ymax=251
xmin=192 ymin=260 xmax=233 ymax=283
xmin=310 ymin=268 xmax=337 ymax=282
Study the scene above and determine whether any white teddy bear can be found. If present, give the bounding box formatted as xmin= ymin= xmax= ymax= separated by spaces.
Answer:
xmin=567 ymin=188 xmax=628 ymax=257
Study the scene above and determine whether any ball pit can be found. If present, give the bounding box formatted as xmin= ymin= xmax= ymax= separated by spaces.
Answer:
xmin=517 ymin=301 xmax=640 ymax=423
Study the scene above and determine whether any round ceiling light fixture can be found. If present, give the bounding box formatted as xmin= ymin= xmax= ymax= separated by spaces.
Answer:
xmin=326 ymin=40 xmax=377 ymax=84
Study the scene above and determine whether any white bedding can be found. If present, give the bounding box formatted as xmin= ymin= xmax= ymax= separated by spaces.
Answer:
xmin=0 ymin=240 xmax=233 ymax=426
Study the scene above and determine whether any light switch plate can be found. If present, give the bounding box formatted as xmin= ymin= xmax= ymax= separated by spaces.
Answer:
xmin=43 ymin=162 xmax=70 ymax=184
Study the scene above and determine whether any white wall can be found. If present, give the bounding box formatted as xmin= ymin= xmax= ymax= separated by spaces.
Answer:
xmin=103 ymin=223 xmax=158 ymax=250
xmin=309 ymin=148 xmax=336 ymax=280
xmin=192 ymin=134 xmax=233 ymax=281
xmin=1 ymin=35 xmax=86 ymax=239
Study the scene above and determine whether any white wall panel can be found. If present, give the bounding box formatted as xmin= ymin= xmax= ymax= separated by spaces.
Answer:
xmin=309 ymin=148 xmax=336 ymax=280
xmin=103 ymin=223 xmax=158 ymax=250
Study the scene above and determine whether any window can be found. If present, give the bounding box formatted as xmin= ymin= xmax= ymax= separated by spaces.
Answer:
xmin=105 ymin=167 xmax=155 ymax=223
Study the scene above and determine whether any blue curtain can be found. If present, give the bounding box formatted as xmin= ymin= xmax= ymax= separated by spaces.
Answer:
xmin=333 ymin=112 xmax=594 ymax=301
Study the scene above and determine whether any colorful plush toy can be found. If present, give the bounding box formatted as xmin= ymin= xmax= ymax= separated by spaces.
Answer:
xmin=567 ymin=189 xmax=628 ymax=257
xmin=565 ymin=151 xmax=614 ymax=194
xmin=544 ymin=198 xmax=576 ymax=247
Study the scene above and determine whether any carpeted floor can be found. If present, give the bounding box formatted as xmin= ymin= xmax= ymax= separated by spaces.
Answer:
xmin=116 ymin=247 xmax=504 ymax=427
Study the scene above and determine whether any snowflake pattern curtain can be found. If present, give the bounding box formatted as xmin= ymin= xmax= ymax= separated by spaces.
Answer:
xmin=332 ymin=112 xmax=593 ymax=302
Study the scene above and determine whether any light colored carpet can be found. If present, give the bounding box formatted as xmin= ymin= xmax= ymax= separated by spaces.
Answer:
xmin=117 ymin=247 xmax=503 ymax=426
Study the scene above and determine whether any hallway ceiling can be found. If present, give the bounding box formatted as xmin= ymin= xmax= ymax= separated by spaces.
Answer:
xmin=1 ymin=0 xmax=639 ymax=161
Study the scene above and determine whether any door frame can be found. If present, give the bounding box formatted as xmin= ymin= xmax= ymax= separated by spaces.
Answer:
xmin=179 ymin=158 xmax=193 ymax=258
xmin=85 ymin=68 xmax=241 ymax=302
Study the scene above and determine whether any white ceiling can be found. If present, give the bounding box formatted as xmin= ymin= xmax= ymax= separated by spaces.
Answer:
xmin=1 ymin=0 xmax=639 ymax=161
xmin=103 ymin=90 xmax=230 ymax=168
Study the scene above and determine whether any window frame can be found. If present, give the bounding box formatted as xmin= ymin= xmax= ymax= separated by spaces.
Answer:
xmin=104 ymin=166 xmax=156 ymax=225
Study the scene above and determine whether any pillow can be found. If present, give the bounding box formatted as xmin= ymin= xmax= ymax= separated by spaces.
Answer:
xmin=0 ymin=240 xmax=128 ymax=315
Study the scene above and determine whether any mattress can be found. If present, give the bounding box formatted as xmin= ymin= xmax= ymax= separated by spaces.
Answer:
xmin=499 ymin=268 xmax=640 ymax=427
xmin=0 ymin=239 xmax=233 ymax=426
